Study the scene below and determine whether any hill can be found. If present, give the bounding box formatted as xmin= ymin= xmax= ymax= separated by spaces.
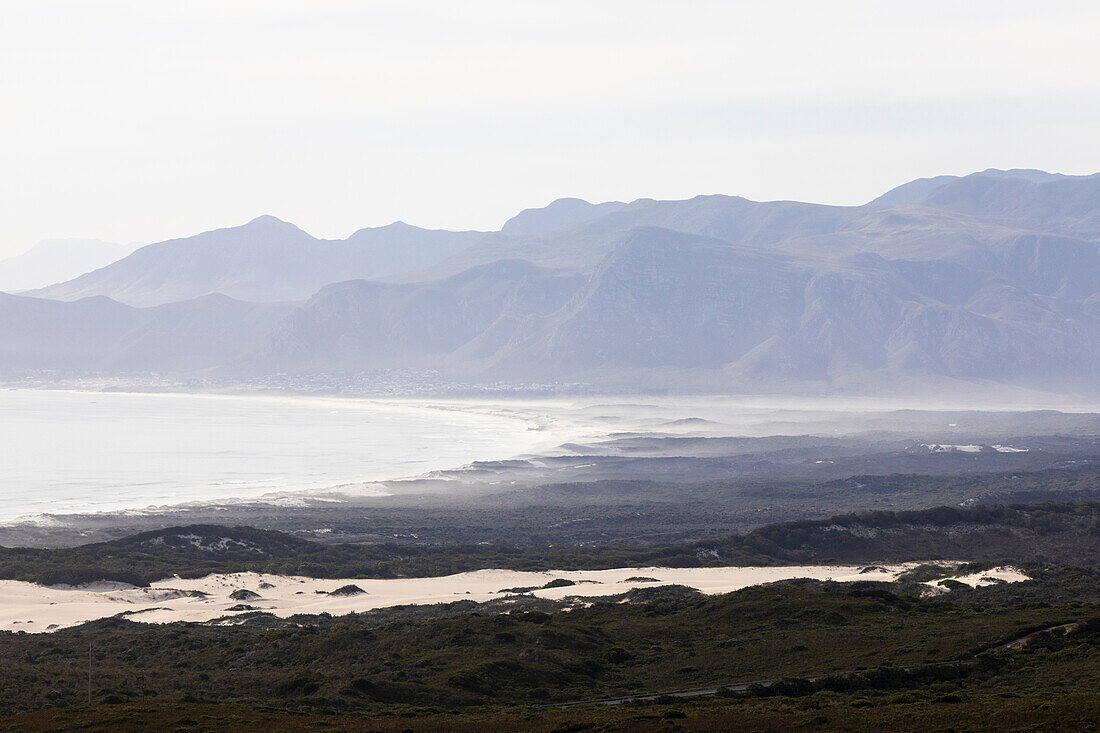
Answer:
xmin=2 ymin=502 xmax=1095 ymax=586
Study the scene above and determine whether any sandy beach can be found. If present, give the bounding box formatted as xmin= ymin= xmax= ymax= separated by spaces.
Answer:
xmin=0 ymin=564 xmax=1028 ymax=633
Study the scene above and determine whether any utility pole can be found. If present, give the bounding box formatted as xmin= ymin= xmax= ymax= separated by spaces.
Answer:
xmin=87 ymin=641 xmax=92 ymax=706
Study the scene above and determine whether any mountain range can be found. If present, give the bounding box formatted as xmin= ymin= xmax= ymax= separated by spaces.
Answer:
xmin=3 ymin=169 xmax=1098 ymax=394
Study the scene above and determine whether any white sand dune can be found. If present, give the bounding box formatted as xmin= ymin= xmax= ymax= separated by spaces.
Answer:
xmin=0 ymin=564 xmax=1028 ymax=633
xmin=921 ymin=566 xmax=1030 ymax=593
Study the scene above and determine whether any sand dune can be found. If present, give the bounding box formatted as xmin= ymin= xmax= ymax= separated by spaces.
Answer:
xmin=0 ymin=564 xmax=1028 ymax=633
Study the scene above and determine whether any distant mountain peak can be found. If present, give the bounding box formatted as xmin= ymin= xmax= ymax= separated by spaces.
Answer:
xmin=501 ymin=197 xmax=629 ymax=237
xmin=870 ymin=168 xmax=1100 ymax=208
xmin=344 ymin=221 xmax=415 ymax=239
xmin=376 ymin=220 xmax=420 ymax=232
xmin=32 ymin=213 xmax=485 ymax=306
xmin=974 ymin=168 xmax=1065 ymax=182
xmin=346 ymin=220 xmax=486 ymax=240
xmin=247 ymin=214 xmax=293 ymax=226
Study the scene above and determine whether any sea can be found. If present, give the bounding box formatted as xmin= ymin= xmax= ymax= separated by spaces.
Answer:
xmin=2 ymin=387 xmax=1092 ymax=523
xmin=0 ymin=389 xmax=552 ymax=521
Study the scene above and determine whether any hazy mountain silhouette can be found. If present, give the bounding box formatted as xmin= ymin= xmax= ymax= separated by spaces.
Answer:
xmin=0 ymin=291 xmax=291 ymax=372
xmin=6 ymin=169 xmax=1099 ymax=394
xmin=243 ymin=259 xmax=583 ymax=373
xmin=0 ymin=239 xmax=139 ymax=292
xmin=32 ymin=216 xmax=484 ymax=306
xmin=501 ymin=198 xmax=629 ymax=236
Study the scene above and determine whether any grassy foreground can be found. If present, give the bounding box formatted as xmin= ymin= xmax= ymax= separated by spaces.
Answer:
xmin=1 ymin=578 xmax=1098 ymax=731
xmin=2 ymin=501 xmax=1097 ymax=730
xmin=4 ymin=692 xmax=1098 ymax=733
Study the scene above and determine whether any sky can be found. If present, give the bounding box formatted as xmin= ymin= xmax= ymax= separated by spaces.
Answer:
xmin=2 ymin=0 xmax=1099 ymax=257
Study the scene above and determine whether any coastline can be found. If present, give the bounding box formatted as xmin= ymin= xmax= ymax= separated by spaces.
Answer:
xmin=0 ymin=389 xmax=588 ymax=524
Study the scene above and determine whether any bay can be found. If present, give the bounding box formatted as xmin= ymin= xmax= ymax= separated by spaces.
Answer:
xmin=0 ymin=390 xmax=547 ymax=521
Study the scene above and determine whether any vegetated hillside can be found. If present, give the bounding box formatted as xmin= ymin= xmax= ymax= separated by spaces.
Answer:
xmin=721 ymin=501 xmax=1100 ymax=565
xmin=5 ymin=169 xmax=1100 ymax=393
xmin=4 ymin=457 xmax=1098 ymax=552
xmin=32 ymin=216 xmax=484 ymax=306
xmin=1 ymin=572 xmax=1098 ymax=730
xmin=1 ymin=502 xmax=1095 ymax=587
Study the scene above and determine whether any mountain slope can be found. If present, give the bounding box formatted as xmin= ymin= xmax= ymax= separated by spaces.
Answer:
xmin=32 ymin=217 xmax=485 ymax=306
xmin=920 ymin=172 xmax=1100 ymax=238
xmin=0 ymin=292 xmax=291 ymax=373
xmin=227 ymin=221 xmax=1099 ymax=392
xmin=242 ymin=259 xmax=584 ymax=372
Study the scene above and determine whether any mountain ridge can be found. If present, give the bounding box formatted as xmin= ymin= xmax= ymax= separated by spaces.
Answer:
xmin=31 ymin=216 xmax=487 ymax=306
xmin=5 ymin=169 xmax=1099 ymax=395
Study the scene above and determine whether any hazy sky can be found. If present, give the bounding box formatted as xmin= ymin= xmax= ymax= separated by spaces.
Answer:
xmin=2 ymin=1 xmax=1099 ymax=257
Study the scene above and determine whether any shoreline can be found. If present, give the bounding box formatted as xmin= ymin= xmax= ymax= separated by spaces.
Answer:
xmin=2 ymin=389 xmax=1098 ymax=541
xmin=0 ymin=390 xmax=591 ymax=524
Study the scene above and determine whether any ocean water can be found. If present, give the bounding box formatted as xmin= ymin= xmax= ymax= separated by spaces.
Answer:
xmin=0 ymin=390 xmax=549 ymax=521
xmin=3 ymin=388 xmax=1092 ymax=523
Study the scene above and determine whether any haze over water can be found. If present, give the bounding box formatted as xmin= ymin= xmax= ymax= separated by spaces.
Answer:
xmin=0 ymin=390 xmax=549 ymax=521
xmin=2 ymin=388 xmax=1095 ymax=523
